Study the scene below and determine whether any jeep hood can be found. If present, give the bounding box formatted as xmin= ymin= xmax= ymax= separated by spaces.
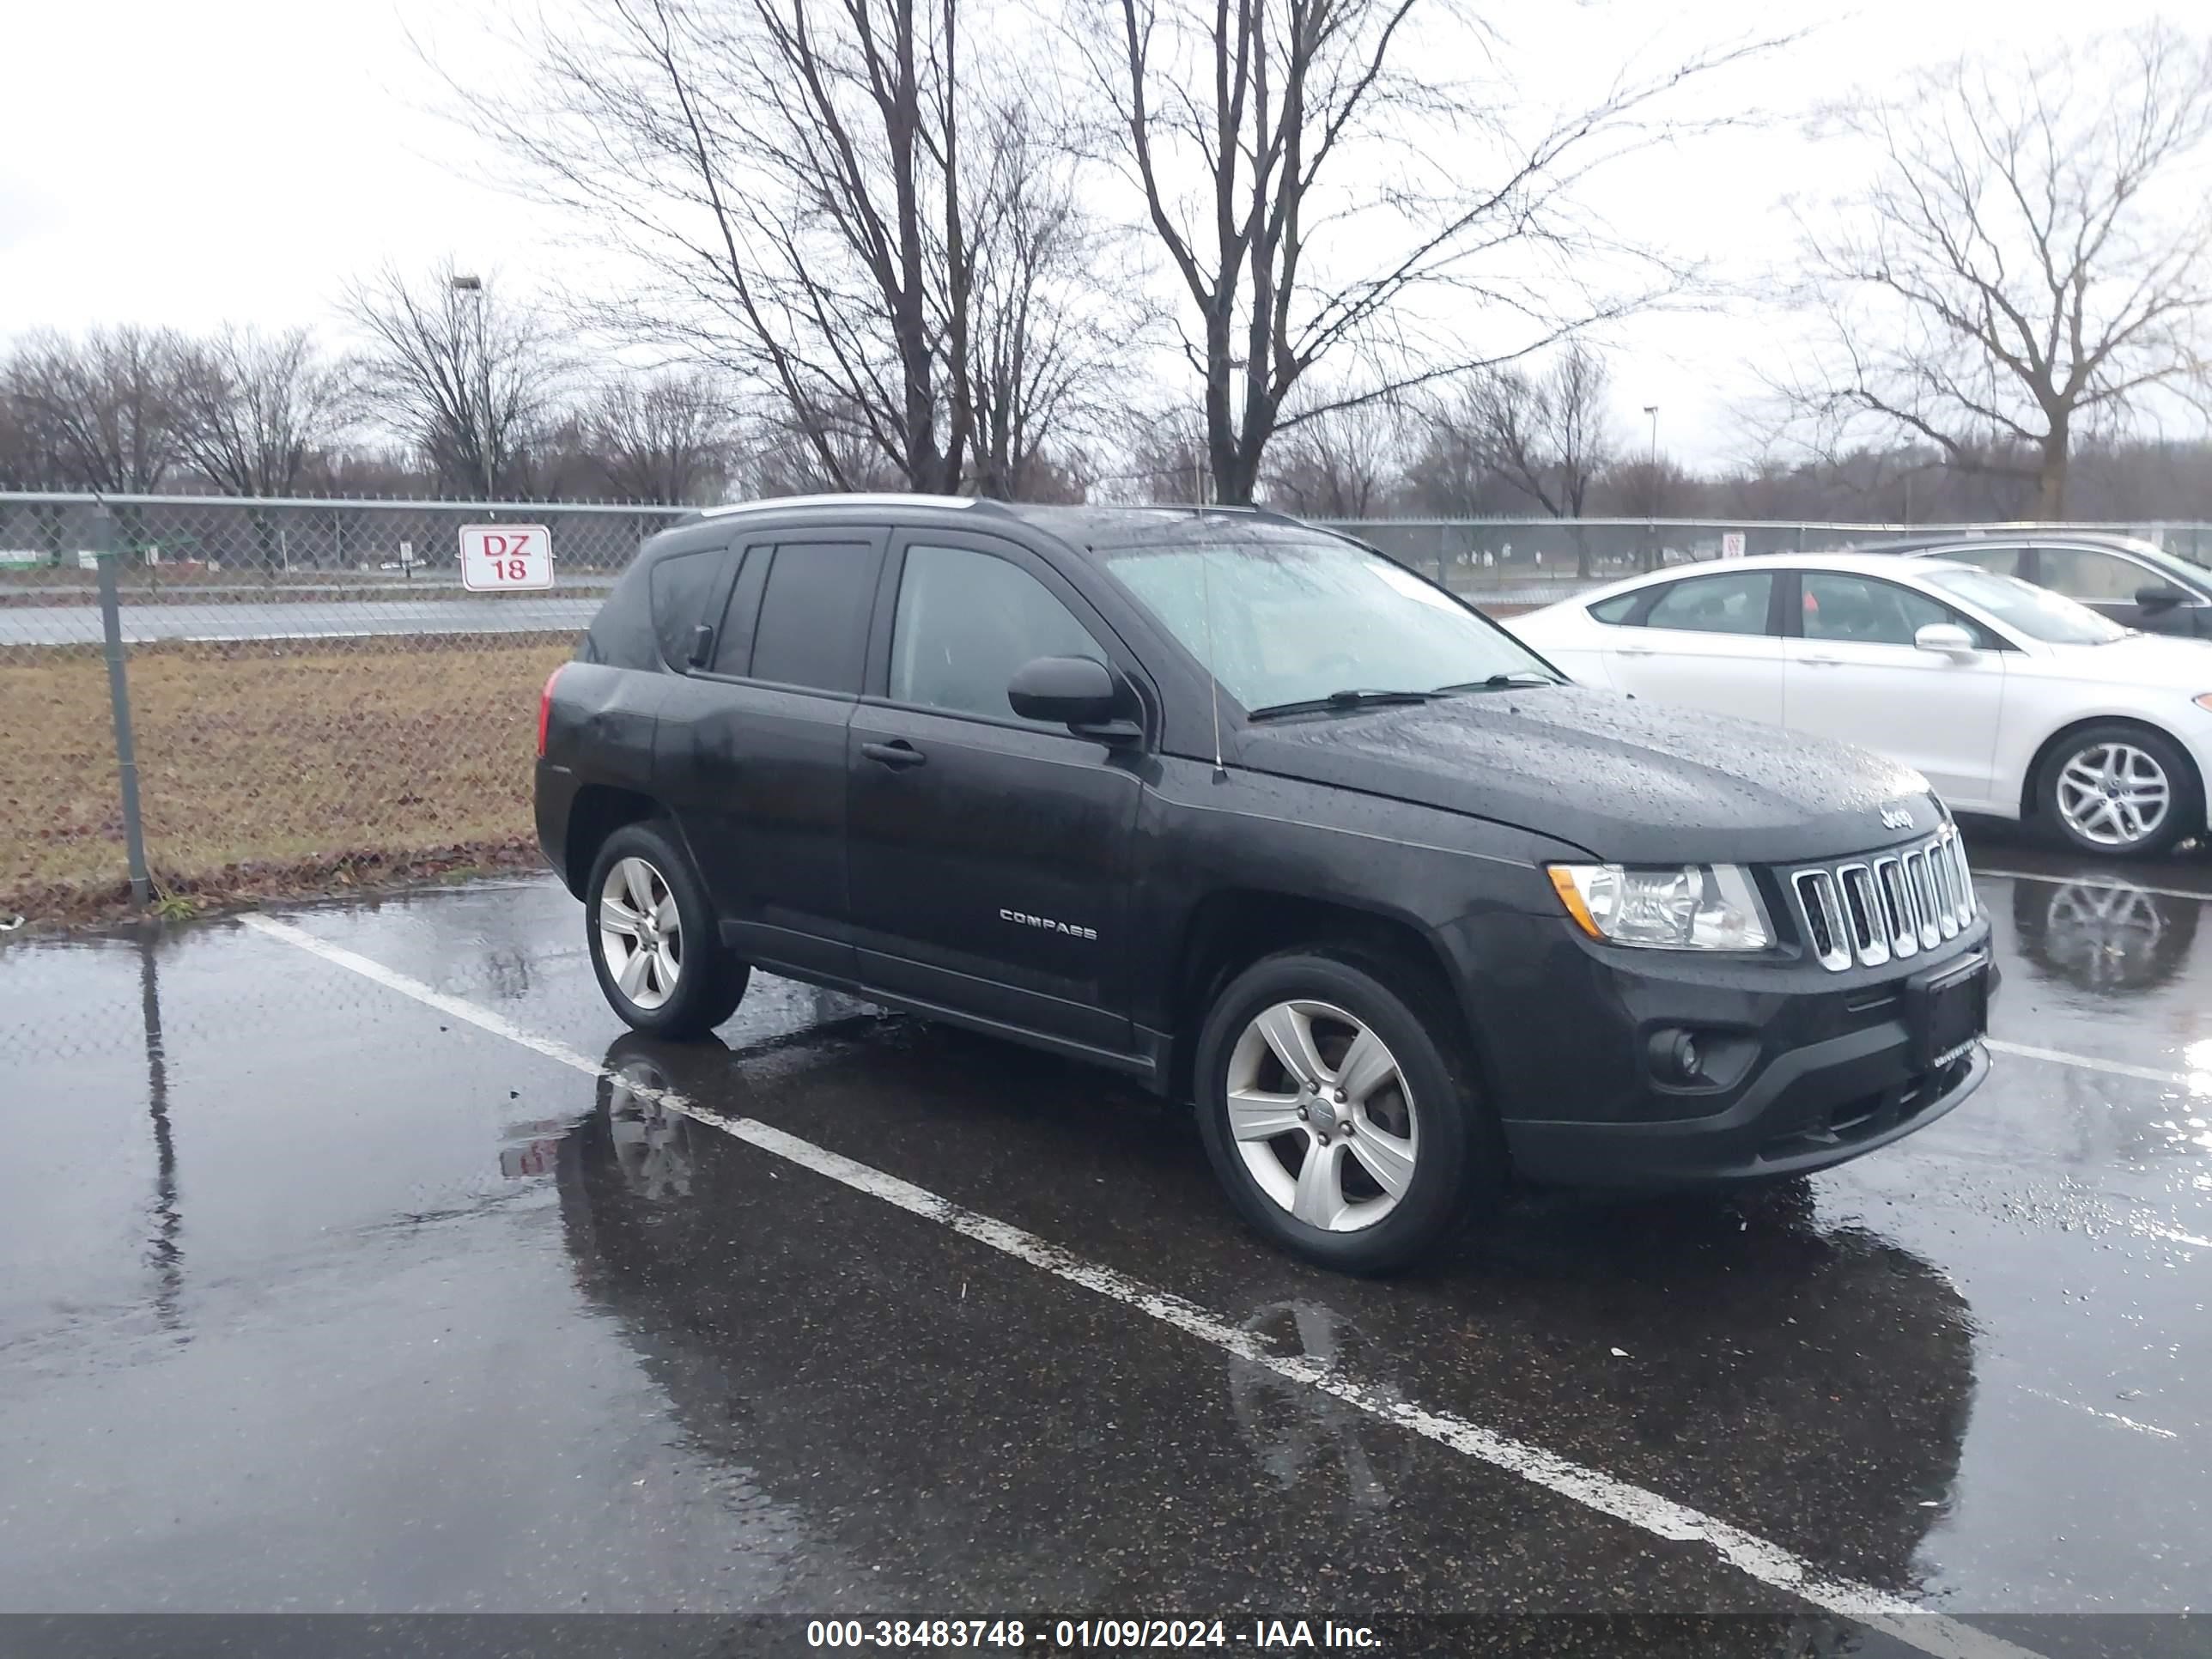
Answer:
xmin=1231 ymin=684 xmax=1939 ymax=866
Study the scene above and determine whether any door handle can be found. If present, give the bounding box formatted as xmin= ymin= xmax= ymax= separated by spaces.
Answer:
xmin=1802 ymin=653 xmax=1841 ymax=666
xmin=860 ymin=739 xmax=927 ymax=769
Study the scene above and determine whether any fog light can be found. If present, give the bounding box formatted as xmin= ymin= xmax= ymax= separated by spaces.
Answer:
xmin=1649 ymin=1028 xmax=1705 ymax=1085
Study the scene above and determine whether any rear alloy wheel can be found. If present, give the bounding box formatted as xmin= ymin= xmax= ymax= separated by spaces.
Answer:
xmin=2039 ymin=724 xmax=2200 ymax=860
xmin=1194 ymin=950 xmax=1497 ymax=1274
xmin=600 ymin=857 xmax=683 ymax=1011
xmin=586 ymin=822 xmax=750 ymax=1037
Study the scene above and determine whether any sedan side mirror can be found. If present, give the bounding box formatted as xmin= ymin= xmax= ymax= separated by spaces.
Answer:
xmin=1007 ymin=655 xmax=1139 ymax=738
xmin=2136 ymin=583 xmax=2187 ymax=612
xmin=1914 ymin=623 xmax=1978 ymax=659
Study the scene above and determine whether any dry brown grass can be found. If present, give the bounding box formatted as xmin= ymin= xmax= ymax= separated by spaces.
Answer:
xmin=1 ymin=635 xmax=572 ymax=921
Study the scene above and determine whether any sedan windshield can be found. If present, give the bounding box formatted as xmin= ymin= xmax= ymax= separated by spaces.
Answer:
xmin=2104 ymin=534 xmax=2209 ymax=575
xmin=1919 ymin=568 xmax=2130 ymax=644
xmin=1099 ymin=538 xmax=1559 ymax=712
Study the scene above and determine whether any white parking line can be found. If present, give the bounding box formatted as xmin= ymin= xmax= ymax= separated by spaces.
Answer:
xmin=236 ymin=912 xmax=2039 ymax=1659
xmin=2014 ymin=1386 xmax=2182 ymax=1442
xmin=1983 ymin=1038 xmax=2210 ymax=1093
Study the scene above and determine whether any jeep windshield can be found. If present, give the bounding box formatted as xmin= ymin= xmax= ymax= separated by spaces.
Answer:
xmin=1099 ymin=537 xmax=1561 ymax=714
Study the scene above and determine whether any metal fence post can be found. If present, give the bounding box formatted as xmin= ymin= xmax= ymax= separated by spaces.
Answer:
xmin=93 ymin=507 xmax=152 ymax=908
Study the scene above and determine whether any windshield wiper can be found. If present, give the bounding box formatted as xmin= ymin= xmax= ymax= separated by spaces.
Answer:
xmin=1431 ymin=672 xmax=1565 ymax=692
xmin=1246 ymin=688 xmax=1441 ymax=721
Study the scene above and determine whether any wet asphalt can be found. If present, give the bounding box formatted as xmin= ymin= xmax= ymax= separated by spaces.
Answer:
xmin=2 ymin=828 xmax=2209 ymax=1654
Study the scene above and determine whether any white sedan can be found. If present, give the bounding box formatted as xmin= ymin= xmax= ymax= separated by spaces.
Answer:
xmin=1505 ymin=552 xmax=2212 ymax=859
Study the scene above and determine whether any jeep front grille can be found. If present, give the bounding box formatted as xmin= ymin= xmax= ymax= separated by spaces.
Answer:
xmin=1787 ymin=825 xmax=1977 ymax=971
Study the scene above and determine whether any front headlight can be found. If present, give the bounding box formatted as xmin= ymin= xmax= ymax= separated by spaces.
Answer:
xmin=1547 ymin=863 xmax=1773 ymax=951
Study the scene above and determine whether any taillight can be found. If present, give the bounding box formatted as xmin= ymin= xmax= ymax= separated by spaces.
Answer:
xmin=537 ymin=665 xmax=565 ymax=757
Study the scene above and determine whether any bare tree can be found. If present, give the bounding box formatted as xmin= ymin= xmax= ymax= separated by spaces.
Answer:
xmin=2 ymin=326 xmax=183 ymax=492
xmin=0 ymin=379 xmax=65 ymax=490
xmin=582 ymin=372 xmax=739 ymax=502
xmin=1119 ymin=403 xmax=1213 ymax=502
xmin=169 ymin=327 xmax=354 ymax=497
xmin=738 ymin=400 xmax=912 ymax=496
xmin=474 ymin=0 xmax=984 ymax=493
xmin=1261 ymin=397 xmax=1405 ymax=517
xmin=342 ymin=263 xmax=566 ymax=497
xmin=966 ymin=106 xmax=1141 ymax=499
xmin=1076 ymin=1 xmax=1781 ymax=503
xmin=1449 ymin=343 xmax=1614 ymax=573
xmin=1773 ymin=24 xmax=2212 ymax=519
xmin=1401 ymin=414 xmax=1497 ymax=519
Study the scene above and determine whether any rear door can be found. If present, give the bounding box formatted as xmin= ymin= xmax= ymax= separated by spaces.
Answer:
xmin=846 ymin=530 xmax=1146 ymax=1054
xmin=655 ymin=532 xmax=885 ymax=980
xmin=1781 ymin=569 xmax=2008 ymax=810
xmin=1600 ymin=568 xmax=1785 ymax=722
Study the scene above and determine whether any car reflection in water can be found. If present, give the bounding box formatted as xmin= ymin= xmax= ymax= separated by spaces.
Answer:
xmin=553 ymin=1026 xmax=1980 ymax=1647
xmin=2011 ymin=875 xmax=2199 ymax=996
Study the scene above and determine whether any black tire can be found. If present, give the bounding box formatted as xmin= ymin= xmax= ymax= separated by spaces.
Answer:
xmin=2035 ymin=722 xmax=2202 ymax=860
xmin=585 ymin=822 xmax=750 ymax=1038
xmin=1193 ymin=947 xmax=1500 ymax=1275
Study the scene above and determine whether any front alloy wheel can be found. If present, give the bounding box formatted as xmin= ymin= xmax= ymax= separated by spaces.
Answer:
xmin=1194 ymin=949 xmax=1496 ymax=1273
xmin=1224 ymin=1000 xmax=1420 ymax=1233
xmin=2040 ymin=724 xmax=2200 ymax=860
xmin=2054 ymin=743 xmax=2172 ymax=849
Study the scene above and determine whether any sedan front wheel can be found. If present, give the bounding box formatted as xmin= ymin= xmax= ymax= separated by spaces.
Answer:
xmin=2039 ymin=724 xmax=2201 ymax=860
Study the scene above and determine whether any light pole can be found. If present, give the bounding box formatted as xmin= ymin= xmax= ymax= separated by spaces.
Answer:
xmin=449 ymin=274 xmax=495 ymax=502
xmin=1641 ymin=404 xmax=1660 ymax=570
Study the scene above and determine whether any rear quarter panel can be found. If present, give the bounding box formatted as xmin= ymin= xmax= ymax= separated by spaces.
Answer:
xmin=536 ymin=662 xmax=671 ymax=886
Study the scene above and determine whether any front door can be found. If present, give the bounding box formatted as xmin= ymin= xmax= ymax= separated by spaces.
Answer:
xmin=1782 ymin=569 xmax=2008 ymax=811
xmin=847 ymin=532 xmax=1146 ymax=1055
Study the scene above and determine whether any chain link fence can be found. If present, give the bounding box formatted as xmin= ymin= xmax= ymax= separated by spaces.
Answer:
xmin=6 ymin=490 xmax=2210 ymax=922
xmin=1313 ymin=514 xmax=2212 ymax=610
xmin=0 ymin=492 xmax=690 ymax=920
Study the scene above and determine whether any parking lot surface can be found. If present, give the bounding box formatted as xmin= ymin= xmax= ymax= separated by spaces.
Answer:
xmin=3 ymin=830 xmax=2209 ymax=1656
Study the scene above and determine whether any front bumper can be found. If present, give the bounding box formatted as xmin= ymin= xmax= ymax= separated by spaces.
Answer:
xmin=1504 ymin=1024 xmax=1990 ymax=1187
xmin=1454 ymin=912 xmax=1998 ymax=1188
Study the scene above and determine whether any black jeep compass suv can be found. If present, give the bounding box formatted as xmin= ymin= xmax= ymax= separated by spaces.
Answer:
xmin=536 ymin=495 xmax=1995 ymax=1273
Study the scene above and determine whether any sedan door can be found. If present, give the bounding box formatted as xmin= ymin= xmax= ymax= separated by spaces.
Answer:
xmin=1782 ymin=570 xmax=2008 ymax=811
xmin=1599 ymin=568 xmax=1785 ymax=723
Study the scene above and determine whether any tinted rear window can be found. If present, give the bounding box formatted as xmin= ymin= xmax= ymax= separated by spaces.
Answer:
xmin=708 ymin=546 xmax=769 ymax=676
xmin=748 ymin=542 xmax=878 ymax=694
xmin=648 ymin=550 xmax=728 ymax=668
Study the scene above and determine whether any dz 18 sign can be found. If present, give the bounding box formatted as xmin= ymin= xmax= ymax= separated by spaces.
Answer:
xmin=459 ymin=524 xmax=554 ymax=592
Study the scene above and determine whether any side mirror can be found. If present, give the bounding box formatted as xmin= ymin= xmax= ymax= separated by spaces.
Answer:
xmin=1007 ymin=655 xmax=1137 ymax=737
xmin=2136 ymin=583 xmax=2187 ymax=612
xmin=1914 ymin=623 xmax=1978 ymax=659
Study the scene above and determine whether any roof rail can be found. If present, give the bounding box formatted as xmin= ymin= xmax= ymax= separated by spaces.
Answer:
xmin=693 ymin=491 xmax=986 ymax=520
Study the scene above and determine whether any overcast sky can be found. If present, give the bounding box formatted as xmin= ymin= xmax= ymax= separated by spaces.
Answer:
xmin=0 ymin=0 xmax=2194 ymax=471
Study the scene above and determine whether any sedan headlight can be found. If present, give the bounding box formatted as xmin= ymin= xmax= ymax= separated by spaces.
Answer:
xmin=1547 ymin=863 xmax=1773 ymax=951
